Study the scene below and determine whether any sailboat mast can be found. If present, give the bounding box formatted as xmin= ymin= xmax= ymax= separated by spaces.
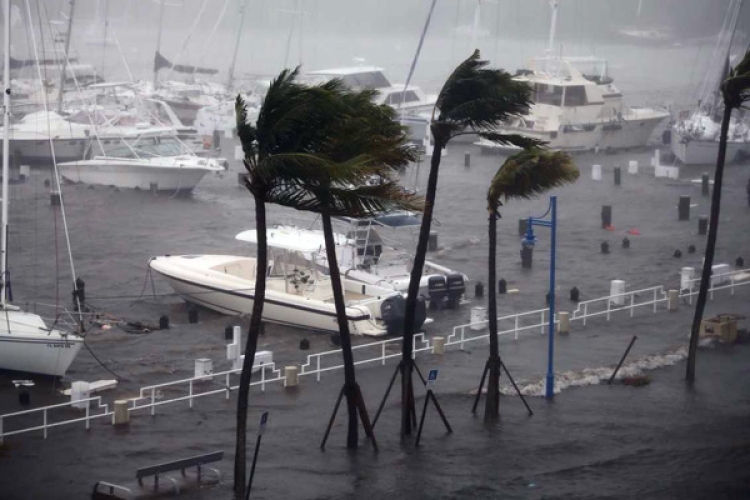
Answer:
xmin=153 ymin=0 xmax=165 ymax=88
xmin=56 ymin=0 xmax=76 ymax=113
xmin=227 ymin=0 xmax=248 ymax=93
xmin=2 ymin=0 xmax=11 ymax=307
xmin=100 ymin=0 xmax=110 ymax=82
xmin=546 ymin=0 xmax=559 ymax=59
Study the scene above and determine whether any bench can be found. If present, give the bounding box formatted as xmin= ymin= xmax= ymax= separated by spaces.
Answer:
xmin=92 ymin=450 xmax=224 ymax=499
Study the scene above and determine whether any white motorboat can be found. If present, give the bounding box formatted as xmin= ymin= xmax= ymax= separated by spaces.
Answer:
xmin=149 ymin=228 xmax=429 ymax=336
xmin=475 ymin=56 xmax=669 ymax=153
xmin=304 ymin=66 xmax=437 ymax=116
xmin=0 ymin=1 xmax=83 ymax=377
xmin=267 ymin=213 xmax=468 ymax=305
xmin=57 ymin=134 xmax=227 ymax=192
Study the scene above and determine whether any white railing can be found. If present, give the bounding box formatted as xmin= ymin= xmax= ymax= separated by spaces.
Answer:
xmin=680 ymin=269 xmax=750 ymax=304
xmin=0 ymin=397 xmax=111 ymax=444
xmin=129 ymin=362 xmax=284 ymax=416
xmin=571 ymin=286 xmax=668 ymax=326
xmin=447 ymin=308 xmax=554 ymax=350
xmin=4 ymin=270 xmax=749 ymax=442
xmin=299 ymin=333 xmax=429 ymax=382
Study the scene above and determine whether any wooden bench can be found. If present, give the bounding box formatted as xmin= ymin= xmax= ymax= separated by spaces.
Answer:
xmin=92 ymin=451 xmax=224 ymax=499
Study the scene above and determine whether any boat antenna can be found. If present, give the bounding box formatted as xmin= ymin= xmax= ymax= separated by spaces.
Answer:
xmin=227 ymin=0 xmax=249 ymax=92
xmin=2 ymin=0 xmax=11 ymax=307
xmin=56 ymin=0 xmax=76 ymax=113
xmin=153 ymin=0 xmax=165 ymax=88
xmin=545 ymin=0 xmax=560 ymax=72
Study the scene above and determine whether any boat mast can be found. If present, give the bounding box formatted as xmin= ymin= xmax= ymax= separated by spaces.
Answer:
xmin=99 ymin=0 xmax=110 ymax=82
xmin=227 ymin=0 xmax=248 ymax=93
xmin=153 ymin=0 xmax=165 ymax=89
xmin=470 ymin=0 xmax=481 ymax=50
xmin=2 ymin=0 xmax=10 ymax=306
xmin=56 ymin=0 xmax=76 ymax=113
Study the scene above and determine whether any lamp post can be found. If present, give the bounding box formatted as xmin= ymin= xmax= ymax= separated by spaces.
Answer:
xmin=522 ymin=196 xmax=557 ymax=399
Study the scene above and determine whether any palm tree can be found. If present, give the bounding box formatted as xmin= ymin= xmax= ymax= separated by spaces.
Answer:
xmin=481 ymin=148 xmax=578 ymax=420
xmin=686 ymin=48 xmax=750 ymax=382
xmin=233 ymin=69 xmax=344 ymax=499
xmin=267 ymin=88 xmax=421 ymax=449
xmin=398 ymin=49 xmax=540 ymax=436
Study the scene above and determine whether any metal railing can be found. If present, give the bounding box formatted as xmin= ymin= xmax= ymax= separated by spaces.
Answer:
xmin=570 ymin=286 xmax=668 ymax=326
xmin=447 ymin=308 xmax=554 ymax=350
xmin=680 ymin=269 xmax=749 ymax=304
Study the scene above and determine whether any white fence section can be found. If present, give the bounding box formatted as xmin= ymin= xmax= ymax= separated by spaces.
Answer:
xmin=0 ymin=397 xmax=111 ymax=444
xmin=3 ymin=269 xmax=750 ymax=442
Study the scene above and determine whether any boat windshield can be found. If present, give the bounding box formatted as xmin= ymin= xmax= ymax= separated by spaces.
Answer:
xmin=99 ymin=136 xmax=188 ymax=159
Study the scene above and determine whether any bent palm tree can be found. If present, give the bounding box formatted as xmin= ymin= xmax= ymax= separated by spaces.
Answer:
xmin=233 ymin=69 xmax=344 ymax=499
xmin=686 ymin=48 xmax=750 ymax=382
xmin=268 ymin=88 xmax=420 ymax=449
xmin=480 ymin=148 xmax=578 ymax=421
xmin=398 ymin=49 xmax=540 ymax=436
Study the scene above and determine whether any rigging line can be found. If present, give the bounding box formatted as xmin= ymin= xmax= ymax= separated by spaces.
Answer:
xmin=166 ymin=0 xmax=210 ymax=81
xmin=401 ymin=0 xmax=437 ymax=119
xmin=191 ymin=0 xmax=231 ymax=76
xmin=83 ymin=339 xmax=127 ymax=381
xmin=26 ymin=0 xmax=84 ymax=328
xmin=109 ymin=25 xmax=135 ymax=83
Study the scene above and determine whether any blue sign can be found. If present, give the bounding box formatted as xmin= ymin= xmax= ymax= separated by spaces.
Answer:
xmin=427 ymin=369 xmax=438 ymax=388
xmin=259 ymin=411 xmax=269 ymax=435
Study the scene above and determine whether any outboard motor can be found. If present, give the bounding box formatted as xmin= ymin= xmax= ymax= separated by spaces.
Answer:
xmin=427 ymin=275 xmax=447 ymax=310
xmin=446 ymin=273 xmax=466 ymax=309
xmin=381 ymin=294 xmax=406 ymax=335
xmin=413 ymin=295 xmax=427 ymax=332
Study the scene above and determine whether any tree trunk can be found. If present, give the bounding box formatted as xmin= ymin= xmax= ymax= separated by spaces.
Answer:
xmin=401 ymin=137 xmax=444 ymax=437
xmin=322 ymin=211 xmax=360 ymax=448
xmin=485 ymin=210 xmax=501 ymax=421
xmin=234 ymin=194 xmax=267 ymax=499
xmin=686 ymin=105 xmax=733 ymax=383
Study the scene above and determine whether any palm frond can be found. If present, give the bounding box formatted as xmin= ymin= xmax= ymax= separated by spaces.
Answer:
xmin=487 ymin=148 xmax=579 ymax=210
xmin=476 ymin=131 xmax=545 ymax=150
xmin=722 ymin=48 xmax=750 ymax=108
xmin=235 ymin=95 xmax=258 ymax=168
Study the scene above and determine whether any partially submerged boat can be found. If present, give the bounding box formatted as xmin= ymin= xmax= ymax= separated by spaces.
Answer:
xmin=149 ymin=228 xmax=428 ymax=336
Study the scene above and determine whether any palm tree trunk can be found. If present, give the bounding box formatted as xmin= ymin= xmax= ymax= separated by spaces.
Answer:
xmin=485 ymin=210 xmax=501 ymax=420
xmin=234 ymin=193 xmax=267 ymax=499
xmin=322 ymin=210 xmax=360 ymax=448
xmin=686 ymin=105 xmax=733 ymax=382
xmin=401 ymin=137 xmax=444 ymax=436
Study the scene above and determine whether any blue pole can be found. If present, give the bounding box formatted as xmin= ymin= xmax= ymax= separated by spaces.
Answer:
xmin=545 ymin=196 xmax=557 ymax=399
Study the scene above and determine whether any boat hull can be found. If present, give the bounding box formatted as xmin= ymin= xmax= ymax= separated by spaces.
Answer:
xmin=58 ymin=160 xmax=214 ymax=191
xmin=149 ymin=255 xmax=391 ymax=336
xmin=0 ymin=309 xmax=83 ymax=377
xmin=1 ymin=138 xmax=88 ymax=164
xmin=671 ymin=135 xmax=750 ymax=165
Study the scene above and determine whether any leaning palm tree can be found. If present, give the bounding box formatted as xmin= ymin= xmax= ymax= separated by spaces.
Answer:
xmin=686 ymin=48 xmax=750 ymax=382
xmin=397 ymin=49 xmax=541 ymax=436
xmin=233 ymin=69 xmax=344 ymax=499
xmin=479 ymin=148 xmax=578 ymax=421
xmin=268 ymin=88 xmax=420 ymax=449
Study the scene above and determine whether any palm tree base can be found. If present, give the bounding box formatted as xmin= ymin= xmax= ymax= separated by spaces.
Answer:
xmin=320 ymin=382 xmax=378 ymax=451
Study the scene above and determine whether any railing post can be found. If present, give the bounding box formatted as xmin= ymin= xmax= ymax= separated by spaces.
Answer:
xmin=731 ymin=275 xmax=736 ymax=296
xmin=654 ymin=288 xmax=658 ymax=313
xmin=541 ymin=310 xmax=546 ymax=334
xmin=226 ymin=373 xmax=231 ymax=395
xmin=583 ymin=304 xmax=588 ymax=326
xmin=86 ymin=403 xmax=90 ymax=430
xmin=607 ymin=298 xmax=611 ymax=321
xmin=261 ymin=363 xmax=266 ymax=393
xmin=630 ymin=293 xmax=635 ymax=317
xmin=43 ymin=409 xmax=48 ymax=439
xmin=514 ymin=315 xmax=519 ymax=340
xmin=381 ymin=343 xmax=386 ymax=365
xmin=460 ymin=327 xmax=466 ymax=350
xmin=316 ymin=356 xmax=321 ymax=382
xmin=189 ymin=381 xmax=194 ymax=409
xmin=151 ymin=389 xmax=156 ymax=416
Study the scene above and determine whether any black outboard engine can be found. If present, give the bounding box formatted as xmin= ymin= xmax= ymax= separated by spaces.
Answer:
xmin=381 ymin=294 xmax=406 ymax=335
xmin=446 ymin=273 xmax=466 ymax=309
xmin=427 ymin=275 xmax=447 ymax=309
xmin=413 ymin=295 xmax=427 ymax=332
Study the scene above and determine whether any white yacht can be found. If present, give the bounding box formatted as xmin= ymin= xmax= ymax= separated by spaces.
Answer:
xmin=57 ymin=134 xmax=227 ymax=192
xmin=304 ymin=66 xmax=437 ymax=116
xmin=476 ymin=57 xmax=669 ymax=153
xmin=0 ymin=4 xmax=83 ymax=377
xmin=671 ymin=110 xmax=750 ymax=165
xmin=149 ymin=228 xmax=427 ymax=336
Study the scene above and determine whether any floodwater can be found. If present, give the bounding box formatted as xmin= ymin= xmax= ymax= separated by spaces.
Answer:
xmin=2 ymin=19 xmax=750 ymax=500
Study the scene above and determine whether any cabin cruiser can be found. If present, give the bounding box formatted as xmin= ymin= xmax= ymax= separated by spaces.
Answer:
xmin=57 ymin=134 xmax=227 ymax=192
xmin=149 ymin=228 xmax=429 ymax=336
xmin=476 ymin=57 xmax=669 ymax=153
xmin=304 ymin=66 xmax=437 ymax=116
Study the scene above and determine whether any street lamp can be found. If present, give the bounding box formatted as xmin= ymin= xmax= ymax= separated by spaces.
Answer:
xmin=522 ymin=196 xmax=557 ymax=399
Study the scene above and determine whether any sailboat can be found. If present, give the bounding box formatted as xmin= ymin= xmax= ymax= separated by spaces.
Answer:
xmin=0 ymin=0 xmax=83 ymax=376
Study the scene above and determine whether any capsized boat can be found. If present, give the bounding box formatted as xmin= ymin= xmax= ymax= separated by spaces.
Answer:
xmin=57 ymin=134 xmax=227 ymax=192
xmin=149 ymin=228 xmax=428 ymax=336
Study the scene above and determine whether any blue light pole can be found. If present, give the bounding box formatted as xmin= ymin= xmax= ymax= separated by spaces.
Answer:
xmin=522 ymin=196 xmax=557 ymax=399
